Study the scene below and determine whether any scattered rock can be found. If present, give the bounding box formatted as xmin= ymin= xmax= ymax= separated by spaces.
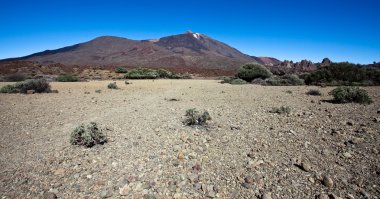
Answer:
xmin=262 ymin=192 xmax=272 ymax=199
xmin=119 ymin=184 xmax=131 ymax=196
xmin=318 ymin=193 xmax=329 ymax=199
xmin=43 ymin=192 xmax=57 ymax=199
xmin=343 ymin=152 xmax=352 ymax=158
xmin=300 ymin=162 xmax=311 ymax=172
xmin=100 ymin=189 xmax=113 ymax=198
xmin=244 ymin=176 xmax=254 ymax=184
xmin=322 ymin=176 xmax=334 ymax=188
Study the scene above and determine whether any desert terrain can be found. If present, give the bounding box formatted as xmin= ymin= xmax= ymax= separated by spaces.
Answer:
xmin=0 ymin=80 xmax=379 ymax=199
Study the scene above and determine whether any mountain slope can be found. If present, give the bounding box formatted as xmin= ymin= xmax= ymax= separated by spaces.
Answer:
xmin=4 ymin=32 xmax=262 ymax=70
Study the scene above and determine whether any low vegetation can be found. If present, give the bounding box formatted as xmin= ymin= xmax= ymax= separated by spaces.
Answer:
xmin=264 ymin=74 xmax=304 ymax=86
xmin=124 ymin=68 xmax=191 ymax=79
xmin=70 ymin=122 xmax=107 ymax=147
xmin=237 ymin=63 xmax=272 ymax=82
xmin=56 ymin=74 xmax=79 ymax=82
xmin=306 ymin=89 xmax=322 ymax=96
xmin=184 ymin=108 xmax=211 ymax=126
xmin=270 ymin=106 xmax=291 ymax=115
xmin=220 ymin=77 xmax=247 ymax=85
xmin=3 ymin=73 xmax=27 ymax=82
xmin=0 ymin=79 xmax=51 ymax=94
xmin=107 ymin=82 xmax=118 ymax=89
xmin=305 ymin=62 xmax=380 ymax=86
xmin=329 ymin=86 xmax=372 ymax=104
xmin=115 ymin=67 xmax=128 ymax=73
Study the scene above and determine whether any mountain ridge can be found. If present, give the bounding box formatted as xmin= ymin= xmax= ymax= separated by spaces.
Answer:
xmin=1 ymin=32 xmax=278 ymax=70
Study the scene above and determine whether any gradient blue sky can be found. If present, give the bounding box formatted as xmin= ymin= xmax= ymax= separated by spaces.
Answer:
xmin=0 ymin=0 xmax=379 ymax=64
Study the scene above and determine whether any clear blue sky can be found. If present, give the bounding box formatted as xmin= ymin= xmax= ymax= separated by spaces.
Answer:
xmin=0 ymin=0 xmax=379 ymax=64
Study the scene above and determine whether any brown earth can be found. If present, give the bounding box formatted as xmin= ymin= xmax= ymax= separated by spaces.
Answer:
xmin=0 ymin=80 xmax=379 ymax=198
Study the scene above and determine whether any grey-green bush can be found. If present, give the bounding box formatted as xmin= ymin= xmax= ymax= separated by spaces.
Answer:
xmin=265 ymin=75 xmax=304 ymax=86
xmin=220 ymin=77 xmax=247 ymax=85
xmin=0 ymin=85 xmax=18 ymax=93
xmin=270 ymin=106 xmax=291 ymax=114
xmin=107 ymin=82 xmax=118 ymax=89
xmin=15 ymin=79 xmax=51 ymax=93
xmin=57 ymin=74 xmax=79 ymax=82
xmin=115 ymin=67 xmax=128 ymax=73
xmin=329 ymin=86 xmax=372 ymax=104
xmin=306 ymin=89 xmax=322 ymax=96
xmin=237 ymin=63 xmax=272 ymax=82
xmin=184 ymin=108 xmax=211 ymax=126
xmin=70 ymin=122 xmax=107 ymax=147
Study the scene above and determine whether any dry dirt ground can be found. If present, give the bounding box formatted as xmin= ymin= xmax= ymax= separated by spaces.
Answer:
xmin=0 ymin=80 xmax=379 ymax=199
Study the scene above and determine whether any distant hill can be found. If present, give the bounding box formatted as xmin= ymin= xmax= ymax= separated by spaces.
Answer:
xmin=2 ymin=31 xmax=279 ymax=70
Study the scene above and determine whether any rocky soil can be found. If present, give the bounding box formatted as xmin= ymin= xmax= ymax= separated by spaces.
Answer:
xmin=0 ymin=80 xmax=379 ymax=199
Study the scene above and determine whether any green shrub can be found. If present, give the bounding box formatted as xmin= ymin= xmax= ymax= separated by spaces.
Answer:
xmin=306 ymin=89 xmax=322 ymax=96
xmin=0 ymin=85 xmax=18 ymax=93
xmin=107 ymin=82 xmax=118 ymax=89
xmin=237 ymin=63 xmax=272 ymax=82
xmin=265 ymin=75 xmax=304 ymax=86
xmin=95 ymin=89 xmax=102 ymax=93
xmin=14 ymin=79 xmax=51 ymax=93
xmin=184 ymin=108 xmax=211 ymax=126
xmin=115 ymin=67 xmax=128 ymax=73
xmin=3 ymin=74 xmax=26 ymax=82
xmin=329 ymin=86 xmax=372 ymax=104
xmin=270 ymin=106 xmax=291 ymax=114
xmin=70 ymin=122 xmax=107 ymax=147
xmin=220 ymin=77 xmax=247 ymax=84
xmin=124 ymin=68 xmax=189 ymax=79
xmin=56 ymin=74 xmax=79 ymax=82
xmin=305 ymin=62 xmax=380 ymax=86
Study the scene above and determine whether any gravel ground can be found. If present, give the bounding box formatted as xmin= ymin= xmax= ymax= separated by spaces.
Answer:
xmin=0 ymin=80 xmax=379 ymax=199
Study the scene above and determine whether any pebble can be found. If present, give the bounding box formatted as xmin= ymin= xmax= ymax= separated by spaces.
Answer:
xmin=119 ymin=184 xmax=131 ymax=196
xmin=318 ymin=193 xmax=329 ymax=199
xmin=300 ymin=162 xmax=311 ymax=172
xmin=100 ymin=189 xmax=113 ymax=198
xmin=343 ymin=152 xmax=352 ymax=158
xmin=262 ymin=192 xmax=272 ymax=199
xmin=322 ymin=176 xmax=334 ymax=188
xmin=43 ymin=192 xmax=57 ymax=199
xmin=244 ymin=176 xmax=254 ymax=184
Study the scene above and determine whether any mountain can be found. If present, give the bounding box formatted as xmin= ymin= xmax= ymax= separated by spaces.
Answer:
xmin=3 ymin=31 xmax=279 ymax=71
xmin=251 ymin=56 xmax=281 ymax=66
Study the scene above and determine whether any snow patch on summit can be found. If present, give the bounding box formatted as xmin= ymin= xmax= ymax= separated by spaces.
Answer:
xmin=193 ymin=33 xmax=201 ymax=39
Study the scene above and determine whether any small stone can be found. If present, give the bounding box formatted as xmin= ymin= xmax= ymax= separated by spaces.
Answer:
xmin=100 ymin=190 xmax=113 ymax=198
xmin=262 ymin=192 xmax=272 ymax=199
xmin=346 ymin=194 xmax=355 ymax=199
xmin=308 ymin=177 xmax=315 ymax=183
xmin=244 ymin=176 xmax=254 ymax=184
xmin=318 ymin=193 xmax=329 ymax=199
xmin=53 ymin=168 xmax=65 ymax=176
xmin=207 ymin=191 xmax=216 ymax=198
xmin=143 ymin=194 xmax=156 ymax=199
xmin=343 ymin=152 xmax=352 ymax=158
xmin=322 ymin=176 xmax=334 ymax=188
xmin=168 ymin=184 xmax=177 ymax=192
xmin=329 ymin=193 xmax=343 ymax=199
xmin=119 ymin=184 xmax=131 ymax=196
xmin=360 ymin=190 xmax=370 ymax=198
xmin=173 ymin=145 xmax=181 ymax=152
xmin=300 ymin=162 xmax=311 ymax=172
xmin=178 ymin=152 xmax=184 ymax=160
xmin=346 ymin=121 xmax=354 ymax=126
xmin=43 ymin=192 xmax=57 ymax=199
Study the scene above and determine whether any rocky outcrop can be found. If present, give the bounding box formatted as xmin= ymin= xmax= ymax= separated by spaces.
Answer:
xmin=321 ymin=58 xmax=332 ymax=67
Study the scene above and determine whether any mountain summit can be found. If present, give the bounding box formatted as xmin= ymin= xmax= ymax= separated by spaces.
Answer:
xmin=2 ymin=32 xmax=276 ymax=70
